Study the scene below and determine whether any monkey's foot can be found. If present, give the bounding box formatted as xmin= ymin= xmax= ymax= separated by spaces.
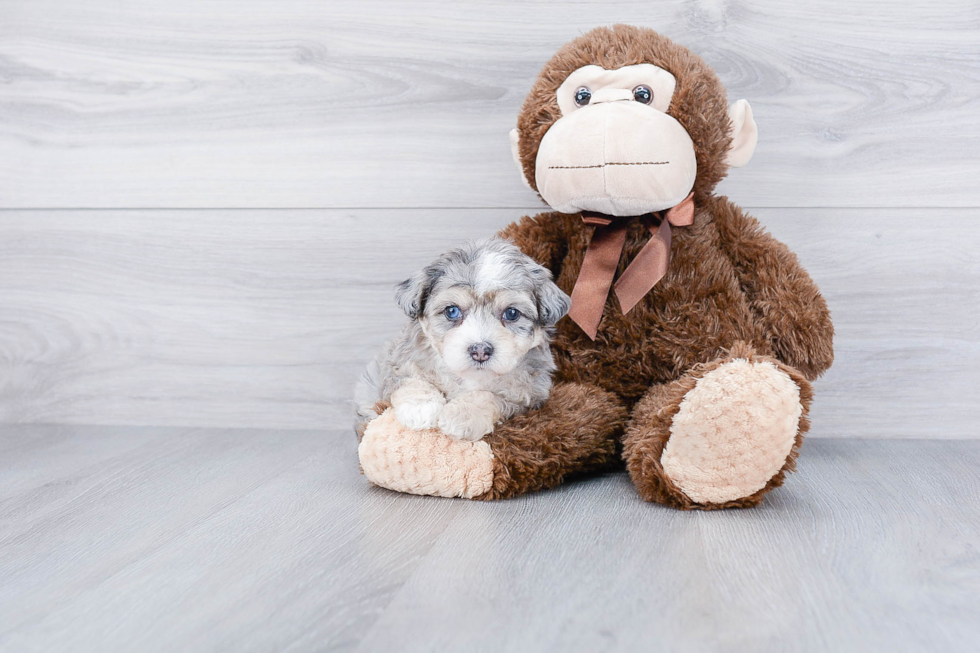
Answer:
xmin=625 ymin=345 xmax=812 ymax=509
xmin=358 ymin=409 xmax=494 ymax=499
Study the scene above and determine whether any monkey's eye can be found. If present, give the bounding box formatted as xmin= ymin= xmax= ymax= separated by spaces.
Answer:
xmin=574 ymin=87 xmax=592 ymax=106
xmin=502 ymin=307 xmax=521 ymax=322
xmin=633 ymin=85 xmax=653 ymax=104
xmin=444 ymin=305 xmax=462 ymax=321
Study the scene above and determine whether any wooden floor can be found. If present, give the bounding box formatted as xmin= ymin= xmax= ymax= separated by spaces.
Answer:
xmin=1 ymin=425 xmax=977 ymax=652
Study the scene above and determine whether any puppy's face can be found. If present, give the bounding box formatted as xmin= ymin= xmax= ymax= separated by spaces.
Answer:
xmin=395 ymin=239 xmax=570 ymax=378
xmin=423 ymin=284 xmax=539 ymax=377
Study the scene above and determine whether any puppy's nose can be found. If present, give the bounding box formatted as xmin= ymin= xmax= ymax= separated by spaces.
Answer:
xmin=468 ymin=342 xmax=494 ymax=362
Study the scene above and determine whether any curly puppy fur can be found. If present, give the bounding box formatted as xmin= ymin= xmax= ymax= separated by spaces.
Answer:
xmin=355 ymin=238 xmax=570 ymax=442
xmin=477 ymin=25 xmax=834 ymax=508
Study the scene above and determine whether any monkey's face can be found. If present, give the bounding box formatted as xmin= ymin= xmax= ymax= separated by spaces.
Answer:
xmin=511 ymin=26 xmax=759 ymax=217
xmin=533 ymin=64 xmax=696 ymax=216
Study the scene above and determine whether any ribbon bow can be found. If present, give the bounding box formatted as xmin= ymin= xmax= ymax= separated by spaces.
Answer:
xmin=567 ymin=192 xmax=695 ymax=339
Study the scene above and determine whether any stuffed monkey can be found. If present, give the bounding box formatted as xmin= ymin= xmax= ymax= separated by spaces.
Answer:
xmin=358 ymin=25 xmax=834 ymax=509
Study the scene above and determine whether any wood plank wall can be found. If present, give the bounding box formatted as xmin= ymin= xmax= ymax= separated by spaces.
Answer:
xmin=1 ymin=1 xmax=978 ymax=436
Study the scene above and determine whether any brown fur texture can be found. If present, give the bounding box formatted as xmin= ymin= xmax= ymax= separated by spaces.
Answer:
xmin=476 ymin=383 xmax=627 ymax=500
xmin=473 ymin=25 xmax=834 ymax=508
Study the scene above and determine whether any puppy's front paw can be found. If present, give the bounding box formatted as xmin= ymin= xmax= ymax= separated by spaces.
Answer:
xmin=438 ymin=401 xmax=495 ymax=442
xmin=394 ymin=398 xmax=445 ymax=431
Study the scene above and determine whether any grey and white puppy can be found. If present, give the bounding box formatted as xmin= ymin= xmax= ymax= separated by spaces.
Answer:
xmin=355 ymin=237 xmax=571 ymax=441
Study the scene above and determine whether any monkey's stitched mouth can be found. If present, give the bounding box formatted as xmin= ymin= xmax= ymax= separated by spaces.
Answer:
xmin=548 ymin=161 xmax=669 ymax=170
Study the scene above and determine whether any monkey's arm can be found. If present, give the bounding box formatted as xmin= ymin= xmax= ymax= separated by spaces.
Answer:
xmin=474 ymin=382 xmax=626 ymax=500
xmin=358 ymin=383 xmax=625 ymax=500
xmin=498 ymin=211 xmax=574 ymax=276
xmin=711 ymin=196 xmax=834 ymax=380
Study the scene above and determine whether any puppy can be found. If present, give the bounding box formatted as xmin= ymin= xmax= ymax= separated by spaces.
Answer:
xmin=354 ymin=237 xmax=571 ymax=441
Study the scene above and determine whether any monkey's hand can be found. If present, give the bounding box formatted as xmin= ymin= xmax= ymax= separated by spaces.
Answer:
xmin=358 ymin=409 xmax=495 ymax=499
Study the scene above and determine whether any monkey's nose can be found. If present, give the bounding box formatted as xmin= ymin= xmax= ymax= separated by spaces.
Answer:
xmin=468 ymin=342 xmax=494 ymax=362
xmin=589 ymin=88 xmax=633 ymax=104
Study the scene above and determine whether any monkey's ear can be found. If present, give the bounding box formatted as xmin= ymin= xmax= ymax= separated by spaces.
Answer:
xmin=725 ymin=99 xmax=758 ymax=168
xmin=509 ymin=128 xmax=534 ymax=190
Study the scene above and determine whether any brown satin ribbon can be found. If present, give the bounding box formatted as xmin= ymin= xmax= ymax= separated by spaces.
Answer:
xmin=568 ymin=192 xmax=695 ymax=339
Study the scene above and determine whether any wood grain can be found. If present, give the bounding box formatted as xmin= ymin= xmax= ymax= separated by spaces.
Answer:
xmin=0 ymin=425 xmax=464 ymax=651
xmin=1 ymin=1 xmax=978 ymax=208
xmin=0 ymin=427 xmax=977 ymax=652
xmin=0 ymin=207 xmax=976 ymax=437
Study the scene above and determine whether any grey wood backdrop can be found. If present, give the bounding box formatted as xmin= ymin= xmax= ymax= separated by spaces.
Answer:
xmin=1 ymin=1 xmax=978 ymax=436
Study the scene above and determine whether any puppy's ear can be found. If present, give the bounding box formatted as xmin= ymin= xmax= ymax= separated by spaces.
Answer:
xmin=394 ymin=268 xmax=435 ymax=319
xmin=538 ymin=279 xmax=571 ymax=327
xmin=530 ymin=265 xmax=571 ymax=327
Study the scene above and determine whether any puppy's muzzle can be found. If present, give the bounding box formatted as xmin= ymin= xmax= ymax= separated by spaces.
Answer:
xmin=468 ymin=342 xmax=494 ymax=363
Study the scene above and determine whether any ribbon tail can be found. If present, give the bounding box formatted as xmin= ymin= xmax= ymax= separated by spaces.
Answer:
xmin=568 ymin=223 xmax=627 ymax=339
xmin=614 ymin=217 xmax=672 ymax=314
xmin=664 ymin=191 xmax=695 ymax=227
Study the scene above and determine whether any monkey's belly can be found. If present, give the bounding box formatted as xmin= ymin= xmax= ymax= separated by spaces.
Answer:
xmin=552 ymin=304 xmax=768 ymax=404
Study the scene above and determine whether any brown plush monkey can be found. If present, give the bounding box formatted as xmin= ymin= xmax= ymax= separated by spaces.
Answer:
xmin=358 ymin=25 xmax=834 ymax=509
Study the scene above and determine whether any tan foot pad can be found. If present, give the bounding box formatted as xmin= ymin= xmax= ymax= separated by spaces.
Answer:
xmin=661 ymin=359 xmax=802 ymax=504
xmin=358 ymin=409 xmax=494 ymax=499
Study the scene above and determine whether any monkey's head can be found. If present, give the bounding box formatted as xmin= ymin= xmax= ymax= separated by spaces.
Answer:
xmin=510 ymin=25 xmax=757 ymax=216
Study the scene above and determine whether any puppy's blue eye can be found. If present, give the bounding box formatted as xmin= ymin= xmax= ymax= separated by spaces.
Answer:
xmin=503 ymin=307 xmax=521 ymax=321
xmin=444 ymin=305 xmax=461 ymax=320
xmin=633 ymin=85 xmax=653 ymax=104
xmin=574 ymin=87 xmax=592 ymax=106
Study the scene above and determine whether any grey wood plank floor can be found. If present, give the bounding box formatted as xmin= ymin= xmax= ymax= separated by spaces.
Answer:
xmin=1 ymin=425 xmax=977 ymax=652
